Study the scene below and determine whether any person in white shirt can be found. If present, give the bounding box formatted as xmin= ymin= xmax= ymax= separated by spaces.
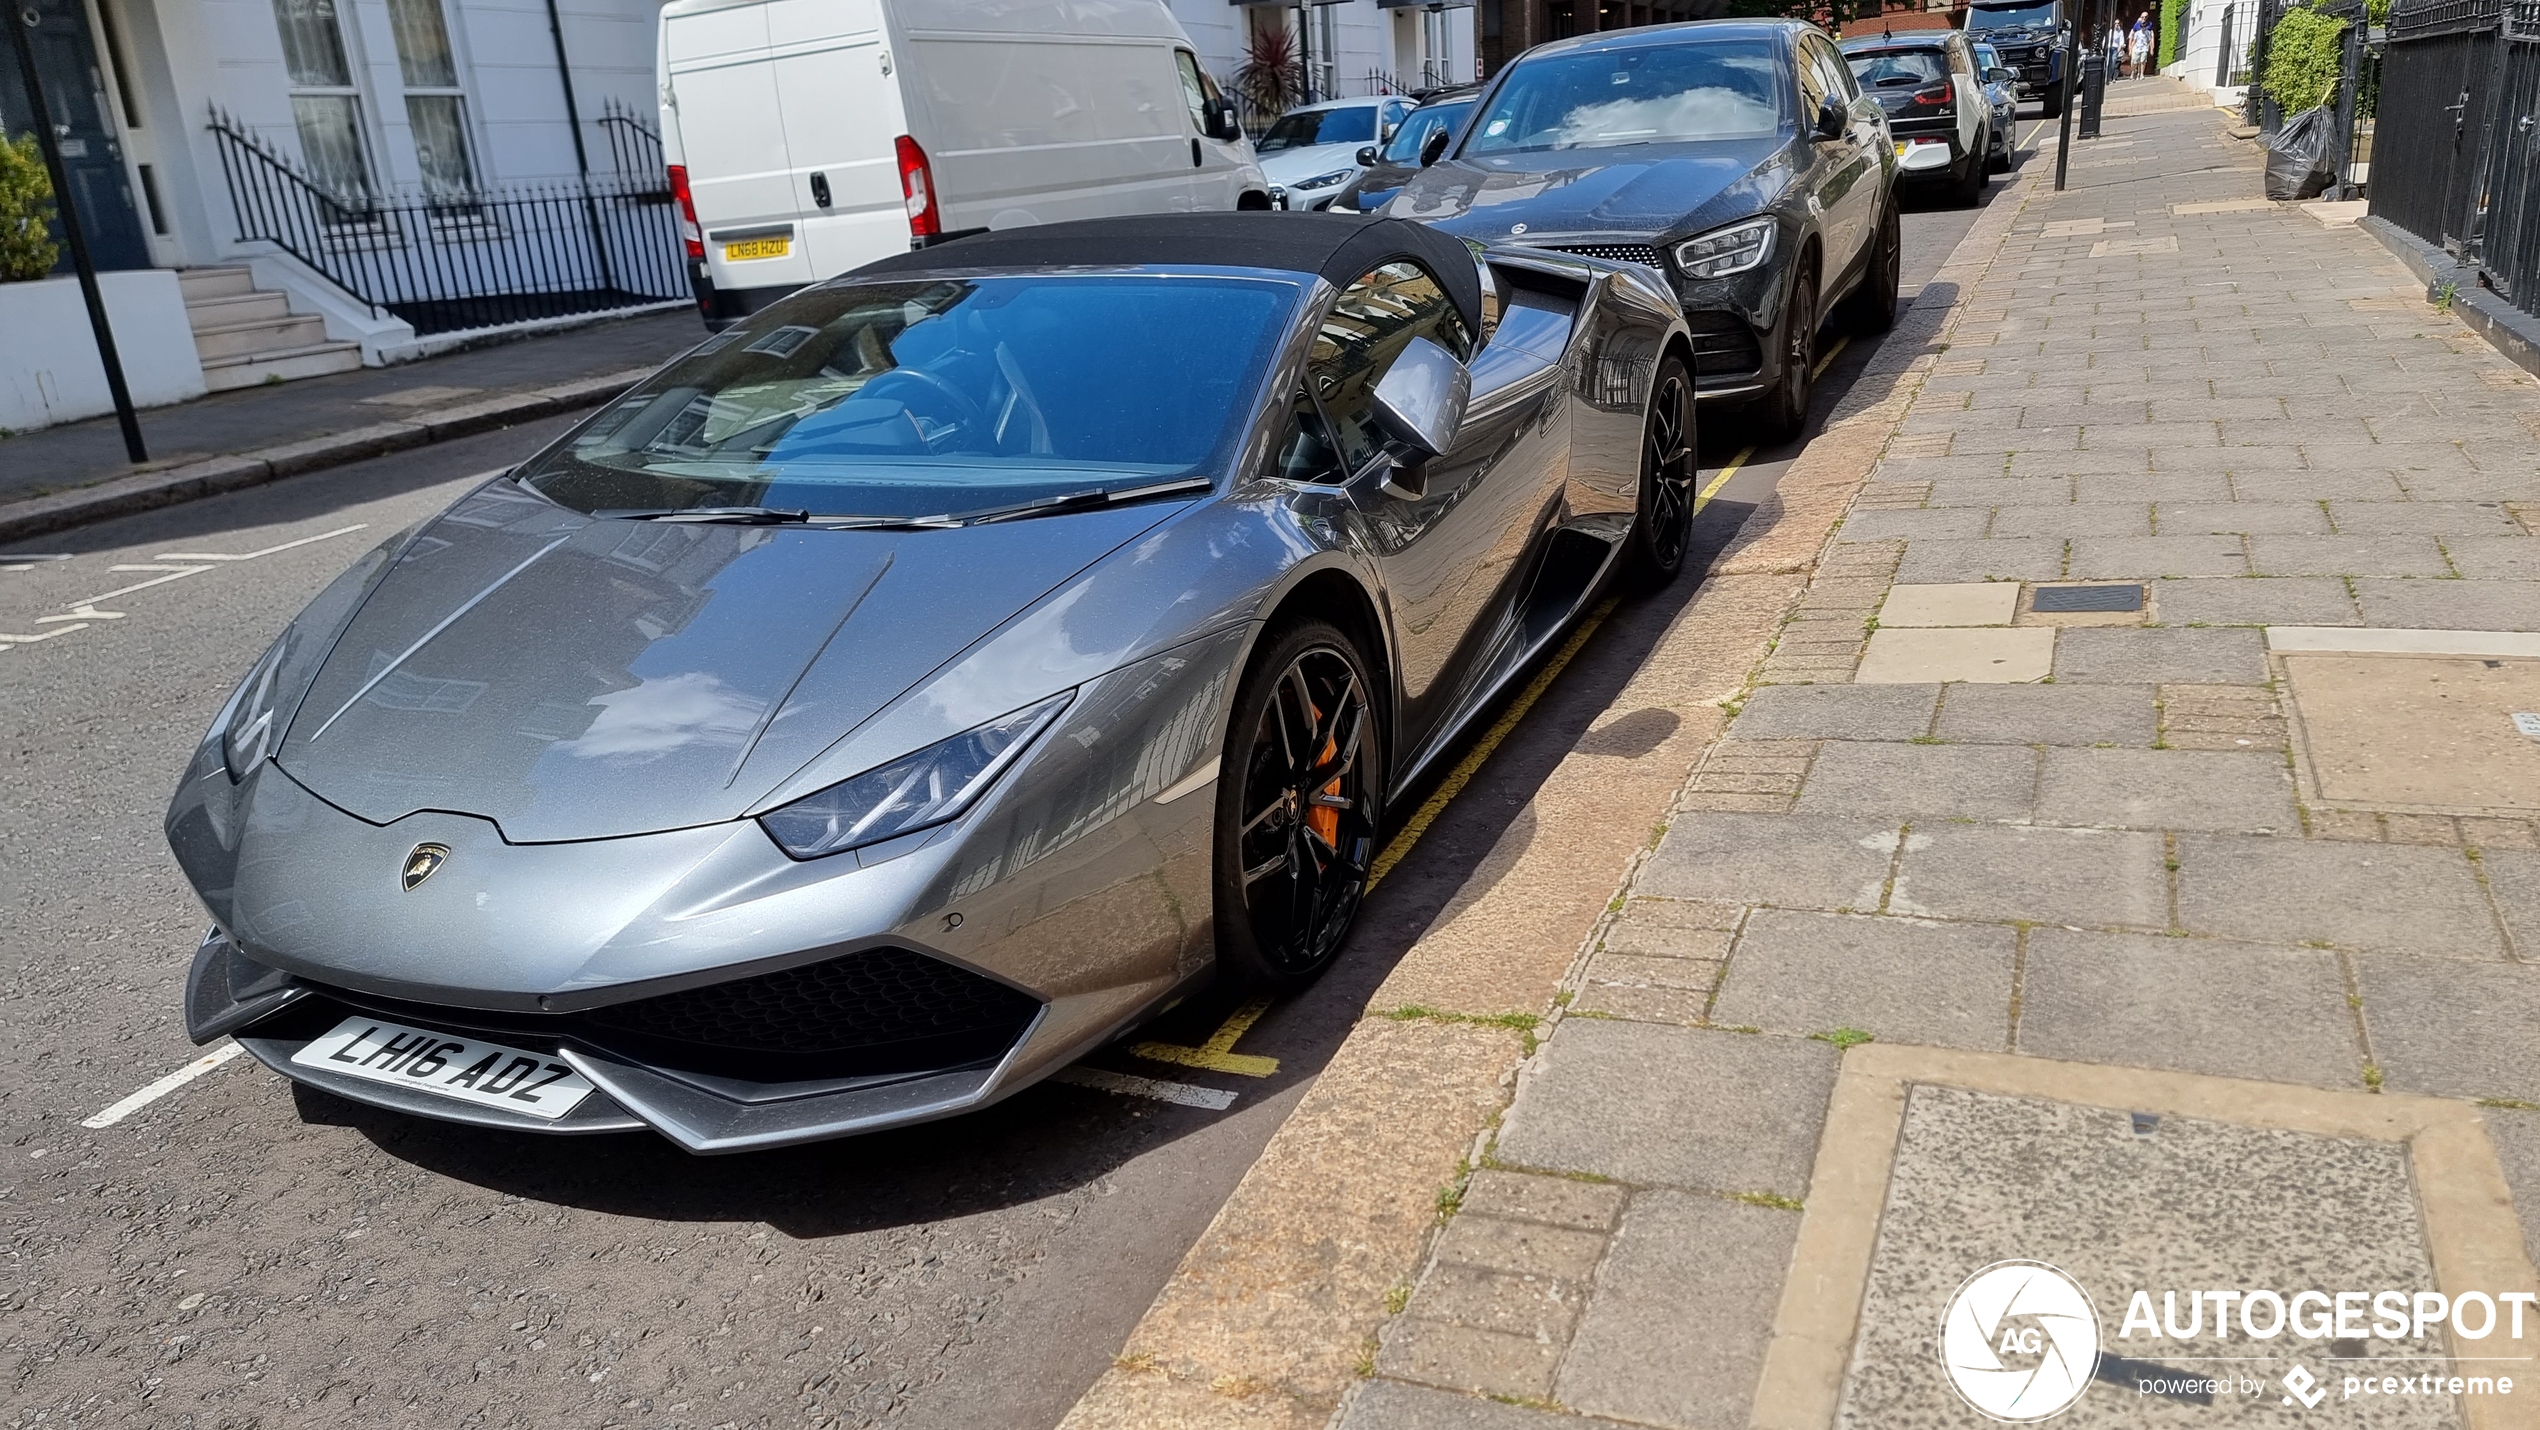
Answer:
xmin=2127 ymin=13 xmax=2154 ymax=77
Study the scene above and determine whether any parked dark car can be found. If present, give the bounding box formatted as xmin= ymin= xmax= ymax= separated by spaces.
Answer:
xmin=1964 ymin=0 xmax=2068 ymax=113
xmin=1331 ymin=86 xmax=1481 ymax=214
xmin=1386 ymin=20 xmax=1900 ymax=441
xmin=1971 ymin=41 xmax=2021 ymax=172
xmin=1841 ymin=32 xmax=1994 ymax=204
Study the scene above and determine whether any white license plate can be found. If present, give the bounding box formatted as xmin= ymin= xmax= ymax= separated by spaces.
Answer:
xmin=291 ymin=1016 xmax=595 ymax=1120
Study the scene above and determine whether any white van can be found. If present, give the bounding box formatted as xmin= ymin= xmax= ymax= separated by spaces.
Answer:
xmin=657 ymin=0 xmax=1273 ymax=327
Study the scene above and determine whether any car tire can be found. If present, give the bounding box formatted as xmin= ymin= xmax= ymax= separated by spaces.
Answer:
xmin=1989 ymin=123 xmax=2015 ymax=172
xmin=1624 ymin=354 xmax=1697 ymax=592
xmin=1838 ymin=201 xmax=1901 ymax=337
xmin=1212 ymin=619 xmax=1385 ymax=995
xmin=1754 ymin=267 xmax=1818 ymax=443
xmin=1954 ymin=139 xmax=1989 ymax=205
xmin=2040 ymin=87 xmax=2065 ymax=118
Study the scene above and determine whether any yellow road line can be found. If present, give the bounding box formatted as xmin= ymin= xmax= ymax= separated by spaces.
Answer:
xmin=2024 ymin=118 xmax=2053 ymax=148
xmin=1697 ymin=444 xmax=1755 ymax=513
xmin=1132 ymin=997 xmax=1280 ymax=1077
xmin=1811 ymin=334 xmax=1851 ymax=380
xmin=1366 ymin=596 xmax=1619 ymax=890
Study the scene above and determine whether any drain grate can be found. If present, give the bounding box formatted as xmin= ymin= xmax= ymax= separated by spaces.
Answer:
xmin=2032 ymin=583 xmax=2145 ymax=613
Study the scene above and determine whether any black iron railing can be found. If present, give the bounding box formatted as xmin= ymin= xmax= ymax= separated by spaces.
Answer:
xmin=2369 ymin=0 xmax=2540 ymax=319
xmin=209 ymin=108 xmax=686 ymax=337
xmin=597 ymin=97 xmax=668 ymax=190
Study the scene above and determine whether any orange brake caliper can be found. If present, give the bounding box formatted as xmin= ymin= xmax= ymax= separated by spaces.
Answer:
xmin=1305 ymin=697 xmax=1341 ymax=847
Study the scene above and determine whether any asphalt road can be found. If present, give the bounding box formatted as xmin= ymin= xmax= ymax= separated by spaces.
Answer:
xmin=0 ymin=150 xmax=2030 ymax=1430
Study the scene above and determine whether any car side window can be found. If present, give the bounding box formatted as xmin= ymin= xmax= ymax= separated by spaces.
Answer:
xmin=1174 ymin=50 xmax=1212 ymax=134
xmin=1796 ymin=38 xmax=1829 ymax=116
xmin=1302 ymin=260 xmax=1474 ymax=478
xmin=1810 ymin=38 xmax=1862 ymax=104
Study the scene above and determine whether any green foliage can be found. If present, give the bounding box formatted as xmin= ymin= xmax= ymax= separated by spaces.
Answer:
xmin=0 ymin=134 xmax=60 ymax=283
xmin=2157 ymin=0 xmax=2188 ymax=69
xmin=2261 ymin=4 xmax=2348 ymax=114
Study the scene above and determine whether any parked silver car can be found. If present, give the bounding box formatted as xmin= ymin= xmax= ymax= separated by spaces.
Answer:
xmin=168 ymin=214 xmax=1695 ymax=1154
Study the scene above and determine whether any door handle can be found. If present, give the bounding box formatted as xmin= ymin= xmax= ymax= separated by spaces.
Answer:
xmin=1191 ymin=137 xmax=1203 ymax=168
xmin=809 ymin=172 xmax=831 ymax=208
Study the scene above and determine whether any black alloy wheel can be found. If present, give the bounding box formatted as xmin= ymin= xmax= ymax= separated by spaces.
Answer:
xmin=1839 ymin=202 xmax=1901 ymax=337
xmin=1213 ymin=622 xmax=1384 ymax=992
xmin=1756 ymin=268 xmax=1818 ymax=442
xmin=1625 ymin=355 xmax=1697 ymax=590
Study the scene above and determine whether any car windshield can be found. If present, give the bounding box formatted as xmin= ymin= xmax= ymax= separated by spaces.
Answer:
xmin=1846 ymin=47 xmax=1951 ymax=87
xmin=1462 ymin=37 xmax=1786 ymax=154
xmin=1258 ymin=106 xmax=1378 ymax=152
xmin=1380 ymin=100 xmax=1473 ymax=162
xmin=1968 ymin=1 xmax=2058 ymax=28
xmin=515 ymin=275 xmax=1295 ymax=519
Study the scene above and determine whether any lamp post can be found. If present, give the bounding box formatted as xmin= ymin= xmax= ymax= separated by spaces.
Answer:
xmin=8 ymin=0 xmax=144 ymax=463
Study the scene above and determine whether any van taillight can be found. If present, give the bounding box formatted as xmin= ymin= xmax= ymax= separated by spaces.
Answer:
xmin=896 ymin=135 xmax=939 ymax=240
xmin=667 ymin=164 xmax=704 ymax=262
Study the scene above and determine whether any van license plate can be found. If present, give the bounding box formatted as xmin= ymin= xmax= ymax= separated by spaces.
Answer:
xmin=724 ymin=236 xmax=790 ymax=262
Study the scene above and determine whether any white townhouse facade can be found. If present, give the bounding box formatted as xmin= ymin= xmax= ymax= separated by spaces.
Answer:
xmin=0 ymin=0 xmax=1468 ymax=432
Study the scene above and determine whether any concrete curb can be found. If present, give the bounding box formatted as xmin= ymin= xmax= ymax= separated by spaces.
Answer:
xmin=2357 ymin=212 xmax=2540 ymax=384
xmin=1054 ymin=166 xmax=2050 ymax=1430
xmin=0 ymin=366 xmax=652 ymax=546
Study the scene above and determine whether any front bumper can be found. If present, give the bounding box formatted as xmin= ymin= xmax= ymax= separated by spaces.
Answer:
xmin=169 ymin=632 xmax=1242 ymax=1152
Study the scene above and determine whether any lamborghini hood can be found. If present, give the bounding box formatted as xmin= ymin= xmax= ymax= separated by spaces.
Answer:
xmin=276 ymin=481 xmax=1179 ymax=843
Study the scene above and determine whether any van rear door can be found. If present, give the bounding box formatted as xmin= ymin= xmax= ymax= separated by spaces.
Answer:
xmin=764 ymin=0 xmax=905 ymax=281
xmin=662 ymin=2 xmax=811 ymax=293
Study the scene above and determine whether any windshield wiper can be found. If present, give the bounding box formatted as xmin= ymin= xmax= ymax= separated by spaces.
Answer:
xmin=956 ymin=476 xmax=1215 ymax=527
xmin=599 ymin=505 xmax=815 ymax=524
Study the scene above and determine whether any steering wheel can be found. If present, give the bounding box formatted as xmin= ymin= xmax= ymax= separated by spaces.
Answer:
xmin=862 ymin=367 xmax=990 ymax=454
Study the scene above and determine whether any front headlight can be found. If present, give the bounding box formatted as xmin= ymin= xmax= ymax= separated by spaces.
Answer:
xmin=217 ymin=633 xmax=293 ymax=783
xmin=757 ymin=694 xmax=1070 ymax=860
xmin=1672 ymin=218 xmax=1777 ymax=280
xmin=1291 ymin=168 xmax=1353 ymax=191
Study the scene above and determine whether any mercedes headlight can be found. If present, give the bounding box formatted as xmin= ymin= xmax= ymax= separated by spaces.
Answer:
xmin=758 ymin=694 xmax=1069 ymax=860
xmin=1291 ymin=168 xmax=1353 ymax=191
xmin=1672 ymin=218 xmax=1777 ymax=280
xmin=216 ymin=633 xmax=293 ymax=783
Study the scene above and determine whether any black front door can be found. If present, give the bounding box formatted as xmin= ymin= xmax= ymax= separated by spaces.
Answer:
xmin=1 ymin=0 xmax=150 ymax=272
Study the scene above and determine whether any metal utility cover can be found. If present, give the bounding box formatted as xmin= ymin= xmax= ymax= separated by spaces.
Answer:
xmin=1836 ymin=1086 xmax=2449 ymax=1427
xmin=2032 ymin=584 xmax=2146 ymax=613
xmin=2285 ymin=654 xmax=2540 ymax=811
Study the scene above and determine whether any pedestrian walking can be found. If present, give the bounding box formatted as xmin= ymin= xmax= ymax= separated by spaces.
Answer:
xmin=2128 ymin=12 xmax=2154 ymax=77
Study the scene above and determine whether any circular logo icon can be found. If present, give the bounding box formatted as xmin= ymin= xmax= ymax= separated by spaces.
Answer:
xmin=1937 ymin=1260 xmax=2100 ymax=1422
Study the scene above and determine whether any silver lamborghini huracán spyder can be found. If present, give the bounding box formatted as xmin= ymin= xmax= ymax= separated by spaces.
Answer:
xmin=168 ymin=214 xmax=1696 ymax=1153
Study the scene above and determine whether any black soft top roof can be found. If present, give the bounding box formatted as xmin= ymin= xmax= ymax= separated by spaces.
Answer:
xmin=851 ymin=213 xmax=1485 ymax=338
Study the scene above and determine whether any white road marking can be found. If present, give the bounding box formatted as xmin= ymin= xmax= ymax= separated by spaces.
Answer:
xmin=82 ymin=1042 xmax=244 ymax=1128
xmin=0 ymin=523 xmax=367 ymax=655
xmin=157 ymin=524 xmax=370 ymax=563
xmin=1051 ymin=1066 xmax=1237 ymax=1111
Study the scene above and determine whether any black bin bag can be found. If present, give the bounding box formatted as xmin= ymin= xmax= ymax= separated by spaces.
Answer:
xmin=2264 ymin=106 xmax=2336 ymax=201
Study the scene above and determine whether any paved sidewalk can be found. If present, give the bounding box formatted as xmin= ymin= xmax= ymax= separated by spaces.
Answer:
xmin=1349 ymin=87 xmax=2540 ymax=1427
xmin=0 ymin=307 xmax=700 ymax=507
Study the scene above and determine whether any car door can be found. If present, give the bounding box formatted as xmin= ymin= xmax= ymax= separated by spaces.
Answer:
xmin=1267 ymin=260 xmax=1558 ymax=756
xmin=1799 ymin=33 xmax=1877 ymax=284
xmin=1950 ymin=38 xmax=1988 ymax=160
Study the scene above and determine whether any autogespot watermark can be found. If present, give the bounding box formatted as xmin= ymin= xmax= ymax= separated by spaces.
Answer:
xmin=1938 ymin=1263 xmax=2533 ymax=1420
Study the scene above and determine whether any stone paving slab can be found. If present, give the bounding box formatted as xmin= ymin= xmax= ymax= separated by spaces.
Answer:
xmin=1708 ymin=910 xmax=2013 ymax=1051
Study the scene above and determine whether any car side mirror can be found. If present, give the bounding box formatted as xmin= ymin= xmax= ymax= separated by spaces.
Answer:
xmin=1370 ymin=336 xmax=1471 ymax=475
xmin=1419 ymin=126 xmax=1452 ymax=167
xmin=1813 ymin=97 xmax=1848 ymax=141
xmin=1991 ymin=67 xmax=2017 ymax=83
xmin=1357 ymin=145 xmax=1380 ymax=166
xmin=1208 ymin=96 xmax=1243 ymax=142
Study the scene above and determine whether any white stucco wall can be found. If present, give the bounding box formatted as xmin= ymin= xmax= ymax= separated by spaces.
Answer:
xmin=0 ymin=271 xmax=205 ymax=432
xmin=1167 ymin=2 xmax=1476 ymax=98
